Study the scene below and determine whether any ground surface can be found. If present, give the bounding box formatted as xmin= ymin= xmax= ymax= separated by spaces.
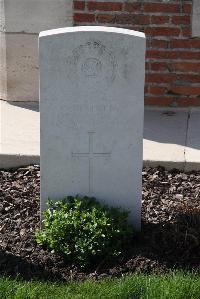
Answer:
xmin=0 ymin=165 xmax=200 ymax=281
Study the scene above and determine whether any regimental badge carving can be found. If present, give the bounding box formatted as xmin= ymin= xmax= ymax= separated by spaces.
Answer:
xmin=81 ymin=58 xmax=102 ymax=78
xmin=66 ymin=40 xmax=117 ymax=86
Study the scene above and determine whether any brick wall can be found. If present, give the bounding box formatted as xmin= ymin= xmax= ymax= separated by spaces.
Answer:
xmin=73 ymin=0 xmax=200 ymax=107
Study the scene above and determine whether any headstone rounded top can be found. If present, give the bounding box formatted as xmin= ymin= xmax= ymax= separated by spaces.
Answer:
xmin=39 ymin=26 xmax=146 ymax=39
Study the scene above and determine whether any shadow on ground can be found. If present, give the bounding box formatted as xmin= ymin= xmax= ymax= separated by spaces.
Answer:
xmin=0 ymin=209 xmax=199 ymax=282
xmin=0 ymin=250 xmax=62 ymax=281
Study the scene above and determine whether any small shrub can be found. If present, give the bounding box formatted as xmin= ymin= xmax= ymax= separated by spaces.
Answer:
xmin=36 ymin=196 xmax=134 ymax=267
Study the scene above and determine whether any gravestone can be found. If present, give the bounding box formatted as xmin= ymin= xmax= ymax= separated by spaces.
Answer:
xmin=192 ymin=0 xmax=200 ymax=37
xmin=39 ymin=26 xmax=146 ymax=229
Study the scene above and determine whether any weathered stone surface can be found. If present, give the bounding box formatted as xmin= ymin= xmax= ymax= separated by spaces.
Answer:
xmin=40 ymin=26 xmax=146 ymax=229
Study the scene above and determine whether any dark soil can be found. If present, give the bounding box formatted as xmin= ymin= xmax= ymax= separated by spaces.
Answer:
xmin=0 ymin=165 xmax=200 ymax=281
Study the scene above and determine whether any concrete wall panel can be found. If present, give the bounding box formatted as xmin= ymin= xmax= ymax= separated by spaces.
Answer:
xmin=0 ymin=0 xmax=73 ymax=102
xmin=6 ymin=34 xmax=39 ymax=101
xmin=4 ymin=0 xmax=73 ymax=33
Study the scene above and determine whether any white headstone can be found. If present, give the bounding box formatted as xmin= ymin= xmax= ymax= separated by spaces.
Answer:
xmin=192 ymin=0 xmax=200 ymax=37
xmin=40 ymin=26 xmax=146 ymax=229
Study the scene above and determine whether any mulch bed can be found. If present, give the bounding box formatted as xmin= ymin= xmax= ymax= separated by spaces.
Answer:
xmin=0 ymin=165 xmax=200 ymax=281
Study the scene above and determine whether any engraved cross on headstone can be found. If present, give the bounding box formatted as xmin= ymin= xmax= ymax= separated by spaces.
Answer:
xmin=72 ymin=132 xmax=111 ymax=194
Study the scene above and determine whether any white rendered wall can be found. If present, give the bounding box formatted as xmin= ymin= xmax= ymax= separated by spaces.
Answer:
xmin=0 ymin=0 xmax=73 ymax=102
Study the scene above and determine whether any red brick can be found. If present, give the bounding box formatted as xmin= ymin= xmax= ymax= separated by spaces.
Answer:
xmin=173 ymin=62 xmax=200 ymax=73
xmin=177 ymin=74 xmax=200 ymax=83
xmin=115 ymin=14 xmax=150 ymax=25
xmin=178 ymin=51 xmax=200 ymax=60
xmin=171 ymin=86 xmax=200 ymax=96
xmin=88 ymin=2 xmax=122 ymax=12
xmin=145 ymin=62 xmax=150 ymax=71
xmin=151 ymin=39 xmax=169 ymax=48
xmin=146 ymin=39 xmax=151 ymax=48
xmin=124 ymin=3 xmax=141 ymax=13
xmin=182 ymin=27 xmax=191 ymax=37
xmin=144 ymin=85 xmax=149 ymax=93
xmin=171 ymin=39 xmax=200 ymax=49
xmin=96 ymin=14 xmax=115 ymax=23
xmin=176 ymin=98 xmax=200 ymax=107
xmin=146 ymin=50 xmax=179 ymax=59
xmin=171 ymin=16 xmax=190 ymax=25
xmin=145 ymin=27 xmax=180 ymax=37
xmin=146 ymin=73 xmax=176 ymax=84
xmin=147 ymin=50 xmax=200 ymax=60
xmin=74 ymin=13 xmax=95 ymax=23
xmin=144 ymin=3 xmax=180 ymax=13
xmin=148 ymin=86 xmax=167 ymax=95
xmin=182 ymin=3 xmax=192 ymax=14
xmin=151 ymin=16 xmax=169 ymax=25
xmin=150 ymin=62 xmax=171 ymax=72
xmin=74 ymin=1 xmax=85 ymax=10
xmin=145 ymin=96 xmax=173 ymax=106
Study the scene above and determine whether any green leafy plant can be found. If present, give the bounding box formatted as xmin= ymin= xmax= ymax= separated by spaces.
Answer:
xmin=36 ymin=196 xmax=134 ymax=267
